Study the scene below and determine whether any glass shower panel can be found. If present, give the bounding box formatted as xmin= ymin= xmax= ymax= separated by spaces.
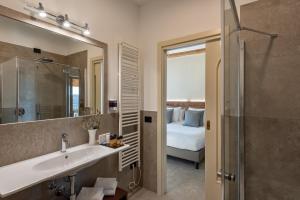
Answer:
xmin=0 ymin=57 xmax=81 ymax=123
xmin=222 ymin=0 xmax=244 ymax=200
xmin=36 ymin=62 xmax=67 ymax=120
xmin=0 ymin=58 xmax=18 ymax=123
xmin=18 ymin=58 xmax=37 ymax=122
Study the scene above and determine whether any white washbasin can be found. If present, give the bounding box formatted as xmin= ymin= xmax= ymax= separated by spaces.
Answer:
xmin=33 ymin=146 xmax=101 ymax=171
xmin=0 ymin=144 xmax=129 ymax=198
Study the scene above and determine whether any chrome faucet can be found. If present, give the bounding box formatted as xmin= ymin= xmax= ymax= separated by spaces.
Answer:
xmin=61 ymin=133 xmax=69 ymax=153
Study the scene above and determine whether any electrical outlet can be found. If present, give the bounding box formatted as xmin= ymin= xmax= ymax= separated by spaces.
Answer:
xmin=144 ymin=116 xmax=152 ymax=123
xmin=33 ymin=48 xmax=41 ymax=54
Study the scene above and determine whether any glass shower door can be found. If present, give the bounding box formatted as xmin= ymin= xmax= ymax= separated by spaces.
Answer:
xmin=18 ymin=58 xmax=37 ymax=122
xmin=222 ymin=0 xmax=244 ymax=199
xmin=0 ymin=58 xmax=18 ymax=123
xmin=36 ymin=62 xmax=67 ymax=120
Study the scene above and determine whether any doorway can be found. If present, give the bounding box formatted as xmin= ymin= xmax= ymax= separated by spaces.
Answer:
xmin=165 ymin=43 xmax=206 ymax=199
xmin=157 ymin=30 xmax=222 ymax=200
xmin=90 ymin=57 xmax=104 ymax=114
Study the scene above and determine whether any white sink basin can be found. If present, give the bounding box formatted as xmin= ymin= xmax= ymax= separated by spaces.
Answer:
xmin=33 ymin=146 xmax=102 ymax=171
xmin=0 ymin=144 xmax=129 ymax=198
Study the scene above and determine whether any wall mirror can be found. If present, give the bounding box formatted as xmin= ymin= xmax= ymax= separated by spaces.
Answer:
xmin=0 ymin=6 xmax=108 ymax=124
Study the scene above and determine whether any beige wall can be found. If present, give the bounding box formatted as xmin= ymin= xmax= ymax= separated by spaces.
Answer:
xmin=139 ymin=0 xmax=221 ymax=111
xmin=0 ymin=0 xmax=140 ymax=100
xmin=167 ymin=53 xmax=205 ymax=101
xmin=137 ymin=0 xmax=222 ymax=192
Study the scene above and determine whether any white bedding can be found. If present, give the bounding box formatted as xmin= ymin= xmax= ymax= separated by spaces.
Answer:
xmin=167 ymin=122 xmax=205 ymax=151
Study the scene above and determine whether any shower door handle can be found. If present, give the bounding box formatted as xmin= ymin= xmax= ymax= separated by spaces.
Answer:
xmin=15 ymin=107 xmax=25 ymax=116
xmin=217 ymin=171 xmax=236 ymax=182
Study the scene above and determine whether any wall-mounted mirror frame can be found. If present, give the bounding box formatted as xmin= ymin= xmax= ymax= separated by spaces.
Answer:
xmin=0 ymin=5 xmax=109 ymax=119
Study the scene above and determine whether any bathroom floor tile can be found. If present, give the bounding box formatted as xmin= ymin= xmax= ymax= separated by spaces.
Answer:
xmin=130 ymin=157 xmax=205 ymax=200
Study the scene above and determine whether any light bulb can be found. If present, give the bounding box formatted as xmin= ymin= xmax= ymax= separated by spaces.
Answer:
xmin=83 ymin=29 xmax=90 ymax=35
xmin=39 ymin=10 xmax=47 ymax=18
xmin=63 ymin=20 xmax=70 ymax=27
xmin=63 ymin=14 xmax=71 ymax=28
xmin=37 ymin=3 xmax=47 ymax=18
xmin=83 ymin=23 xmax=90 ymax=35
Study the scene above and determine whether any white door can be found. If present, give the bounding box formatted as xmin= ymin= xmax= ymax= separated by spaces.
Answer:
xmin=205 ymin=39 xmax=222 ymax=200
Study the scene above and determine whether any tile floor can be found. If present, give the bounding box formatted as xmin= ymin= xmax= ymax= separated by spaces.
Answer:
xmin=130 ymin=157 xmax=205 ymax=200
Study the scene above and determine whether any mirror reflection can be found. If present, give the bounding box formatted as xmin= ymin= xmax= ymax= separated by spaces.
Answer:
xmin=0 ymin=15 xmax=105 ymax=124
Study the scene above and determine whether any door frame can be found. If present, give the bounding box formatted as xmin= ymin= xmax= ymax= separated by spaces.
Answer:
xmin=89 ymin=56 xmax=104 ymax=113
xmin=157 ymin=29 xmax=221 ymax=195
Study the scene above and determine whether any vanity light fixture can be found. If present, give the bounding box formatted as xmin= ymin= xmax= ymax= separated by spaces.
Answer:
xmin=37 ymin=2 xmax=47 ymax=18
xmin=24 ymin=2 xmax=91 ymax=36
xmin=63 ymin=14 xmax=71 ymax=28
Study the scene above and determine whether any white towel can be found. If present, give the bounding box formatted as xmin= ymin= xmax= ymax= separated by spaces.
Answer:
xmin=77 ymin=187 xmax=104 ymax=200
xmin=94 ymin=177 xmax=118 ymax=196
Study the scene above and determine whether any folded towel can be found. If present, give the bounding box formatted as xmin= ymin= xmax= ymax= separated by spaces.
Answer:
xmin=94 ymin=178 xmax=118 ymax=196
xmin=102 ymin=189 xmax=116 ymax=196
xmin=77 ymin=187 xmax=104 ymax=200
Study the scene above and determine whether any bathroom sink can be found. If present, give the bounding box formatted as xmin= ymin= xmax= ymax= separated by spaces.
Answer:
xmin=0 ymin=144 xmax=129 ymax=198
xmin=33 ymin=146 xmax=102 ymax=172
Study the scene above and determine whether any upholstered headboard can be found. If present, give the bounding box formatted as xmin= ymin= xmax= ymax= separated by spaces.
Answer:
xmin=166 ymin=101 xmax=205 ymax=110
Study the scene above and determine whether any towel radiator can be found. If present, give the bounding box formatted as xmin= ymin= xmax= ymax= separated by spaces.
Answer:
xmin=118 ymin=42 xmax=140 ymax=171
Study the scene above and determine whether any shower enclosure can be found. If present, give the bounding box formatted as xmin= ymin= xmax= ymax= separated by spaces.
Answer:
xmin=221 ymin=0 xmax=278 ymax=199
xmin=0 ymin=57 xmax=80 ymax=123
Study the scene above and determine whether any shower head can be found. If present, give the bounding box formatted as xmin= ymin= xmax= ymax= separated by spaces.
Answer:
xmin=36 ymin=57 xmax=54 ymax=63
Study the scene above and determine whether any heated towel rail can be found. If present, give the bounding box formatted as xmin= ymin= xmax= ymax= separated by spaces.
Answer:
xmin=118 ymin=42 xmax=140 ymax=171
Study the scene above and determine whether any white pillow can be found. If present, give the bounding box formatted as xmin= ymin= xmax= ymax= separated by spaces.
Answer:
xmin=178 ymin=108 xmax=185 ymax=122
xmin=172 ymin=107 xmax=180 ymax=122
xmin=172 ymin=107 xmax=185 ymax=122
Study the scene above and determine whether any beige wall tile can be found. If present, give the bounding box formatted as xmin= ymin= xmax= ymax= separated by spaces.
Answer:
xmin=241 ymin=0 xmax=300 ymax=199
xmin=245 ymin=116 xmax=300 ymax=199
xmin=245 ymin=54 xmax=300 ymax=119
xmin=141 ymin=111 xmax=157 ymax=193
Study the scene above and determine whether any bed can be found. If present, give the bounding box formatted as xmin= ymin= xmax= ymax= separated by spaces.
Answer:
xmin=166 ymin=101 xmax=205 ymax=169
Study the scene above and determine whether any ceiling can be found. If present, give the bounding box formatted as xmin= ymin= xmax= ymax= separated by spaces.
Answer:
xmin=131 ymin=0 xmax=150 ymax=6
